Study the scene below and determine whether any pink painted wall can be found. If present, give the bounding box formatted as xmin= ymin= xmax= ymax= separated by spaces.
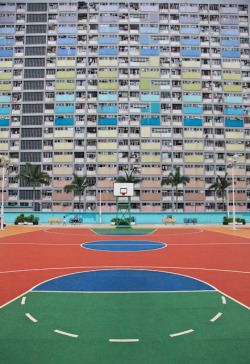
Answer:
xmin=141 ymin=206 xmax=161 ymax=212
xmin=185 ymin=206 xmax=205 ymax=212
xmin=53 ymin=205 xmax=72 ymax=212
xmin=228 ymin=206 xmax=247 ymax=212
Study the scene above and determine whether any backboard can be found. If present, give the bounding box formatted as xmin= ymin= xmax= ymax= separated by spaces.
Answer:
xmin=113 ymin=183 xmax=134 ymax=197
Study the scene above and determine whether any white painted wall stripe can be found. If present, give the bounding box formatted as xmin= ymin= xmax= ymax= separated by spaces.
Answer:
xmin=170 ymin=329 xmax=194 ymax=337
xmin=222 ymin=296 xmax=227 ymax=304
xmin=210 ymin=312 xmax=223 ymax=322
xmin=21 ymin=297 xmax=26 ymax=305
xmin=54 ymin=329 xmax=78 ymax=338
xmin=25 ymin=313 xmax=37 ymax=322
xmin=109 ymin=339 xmax=139 ymax=342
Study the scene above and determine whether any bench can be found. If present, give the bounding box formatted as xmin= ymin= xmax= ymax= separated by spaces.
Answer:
xmin=48 ymin=218 xmax=62 ymax=225
xmin=163 ymin=217 xmax=176 ymax=225
xmin=69 ymin=218 xmax=83 ymax=225
xmin=184 ymin=218 xmax=197 ymax=225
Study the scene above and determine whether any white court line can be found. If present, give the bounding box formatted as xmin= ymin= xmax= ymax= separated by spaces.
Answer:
xmin=54 ymin=329 xmax=78 ymax=338
xmin=222 ymin=296 xmax=227 ymax=305
xmin=109 ymin=339 xmax=139 ymax=342
xmin=43 ymin=228 xmax=204 ymax=236
xmin=21 ymin=297 xmax=26 ymax=305
xmin=210 ymin=312 xmax=222 ymax=322
xmin=1 ymin=267 xmax=249 ymax=311
xmin=1 ymin=265 xmax=250 ymax=275
xmin=25 ymin=313 xmax=37 ymax=322
xmin=170 ymin=329 xmax=194 ymax=337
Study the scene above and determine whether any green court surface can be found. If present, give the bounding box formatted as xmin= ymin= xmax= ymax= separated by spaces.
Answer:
xmin=1 ymin=291 xmax=249 ymax=364
xmin=92 ymin=228 xmax=156 ymax=235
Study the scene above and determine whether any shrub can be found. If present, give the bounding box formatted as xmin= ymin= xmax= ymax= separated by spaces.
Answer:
xmin=110 ymin=217 xmax=134 ymax=226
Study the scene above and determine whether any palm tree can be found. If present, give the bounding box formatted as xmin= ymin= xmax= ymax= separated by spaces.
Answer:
xmin=64 ymin=174 xmax=93 ymax=211
xmin=17 ymin=163 xmax=51 ymax=211
xmin=115 ymin=169 xmax=141 ymax=184
xmin=161 ymin=167 xmax=190 ymax=211
xmin=208 ymin=173 xmax=232 ymax=211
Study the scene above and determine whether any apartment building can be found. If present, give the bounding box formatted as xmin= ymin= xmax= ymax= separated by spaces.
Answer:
xmin=0 ymin=0 xmax=249 ymax=212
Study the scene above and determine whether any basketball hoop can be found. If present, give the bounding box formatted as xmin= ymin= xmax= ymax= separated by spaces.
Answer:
xmin=121 ymin=192 xmax=126 ymax=196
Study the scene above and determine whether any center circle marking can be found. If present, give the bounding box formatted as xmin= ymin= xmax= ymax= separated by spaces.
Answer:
xmin=82 ymin=240 xmax=166 ymax=252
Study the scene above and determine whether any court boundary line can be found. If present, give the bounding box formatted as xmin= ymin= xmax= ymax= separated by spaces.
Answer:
xmin=1 ymin=266 xmax=249 ymax=311
xmin=43 ymin=228 xmax=204 ymax=236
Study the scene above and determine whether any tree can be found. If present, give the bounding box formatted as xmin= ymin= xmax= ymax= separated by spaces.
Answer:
xmin=208 ymin=173 xmax=232 ymax=211
xmin=115 ymin=169 xmax=141 ymax=184
xmin=64 ymin=174 xmax=93 ymax=211
xmin=161 ymin=167 xmax=190 ymax=211
xmin=17 ymin=163 xmax=51 ymax=211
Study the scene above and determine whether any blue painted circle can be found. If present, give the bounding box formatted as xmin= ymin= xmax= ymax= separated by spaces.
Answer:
xmin=32 ymin=269 xmax=215 ymax=292
xmin=82 ymin=240 xmax=165 ymax=252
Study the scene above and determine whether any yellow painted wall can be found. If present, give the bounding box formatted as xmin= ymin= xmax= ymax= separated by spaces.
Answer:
xmin=184 ymin=131 xmax=203 ymax=138
xmin=141 ymin=127 xmax=151 ymax=138
xmin=99 ymin=60 xmax=118 ymax=67
xmin=54 ymin=142 xmax=74 ymax=150
xmin=54 ymin=155 xmax=73 ymax=163
xmin=184 ymin=155 xmax=204 ymax=163
xmin=223 ymin=85 xmax=242 ymax=92
xmin=182 ymin=61 xmax=200 ymax=68
xmin=98 ymin=142 xmax=117 ymax=149
xmin=0 ymin=131 xmax=9 ymax=139
xmin=223 ymin=73 xmax=241 ymax=81
xmin=0 ymin=61 xmax=12 ymax=68
xmin=99 ymin=82 xmax=118 ymax=90
xmin=0 ymin=143 xmax=8 ymax=150
xmin=56 ymin=71 xmax=75 ymax=78
xmin=56 ymin=83 xmax=75 ymax=90
xmin=54 ymin=130 xmax=74 ymax=138
xmin=0 ymin=72 xmax=12 ymax=80
xmin=182 ymin=72 xmax=201 ymax=79
xmin=182 ymin=83 xmax=201 ymax=91
xmin=98 ymin=130 xmax=117 ymax=138
xmin=97 ymin=154 xmax=117 ymax=163
xmin=222 ymin=61 xmax=240 ymax=69
xmin=0 ymin=84 xmax=11 ymax=91
xmin=141 ymin=71 xmax=159 ymax=78
xmin=141 ymin=80 xmax=150 ymax=90
xmin=98 ymin=71 xmax=118 ymax=78
xmin=225 ymin=132 xmax=244 ymax=139
xmin=150 ymin=57 xmax=159 ymax=67
xmin=141 ymin=142 xmax=161 ymax=150
xmin=141 ymin=155 xmax=161 ymax=163
xmin=226 ymin=144 xmax=244 ymax=151
xmin=184 ymin=143 xmax=203 ymax=151
xmin=57 ymin=60 xmax=76 ymax=67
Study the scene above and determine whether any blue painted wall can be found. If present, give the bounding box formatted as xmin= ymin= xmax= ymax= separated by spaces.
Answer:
xmin=98 ymin=117 xmax=117 ymax=125
xmin=58 ymin=37 xmax=76 ymax=45
xmin=57 ymin=48 xmax=76 ymax=56
xmin=55 ymin=117 xmax=74 ymax=126
xmin=58 ymin=26 xmax=77 ymax=34
xmin=141 ymin=118 xmax=160 ymax=126
xmin=184 ymin=118 xmax=202 ymax=126
xmin=4 ymin=211 xmax=250 ymax=225
xmin=0 ymin=118 xmax=9 ymax=126
xmin=183 ymin=106 xmax=202 ymax=114
xmin=55 ymin=106 xmax=74 ymax=113
xmin=225 ymin=119 xmax=243 ymax=127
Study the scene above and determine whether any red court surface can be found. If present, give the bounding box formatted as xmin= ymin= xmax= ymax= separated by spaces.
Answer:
xmin=0 ymin=227 xmax=250 ymax=309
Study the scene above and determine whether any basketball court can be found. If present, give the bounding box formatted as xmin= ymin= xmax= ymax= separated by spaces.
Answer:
xmin=0 ymin=224 xmax=250 ymax=363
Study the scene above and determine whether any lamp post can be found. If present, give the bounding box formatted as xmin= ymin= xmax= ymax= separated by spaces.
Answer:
xmin=99 ymin=188 xmax=102 ymax=224
xmin=0 ymin=156 xmax=9 ymax=231
xmin=228 ymin=154 xmax=238 ymax=231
